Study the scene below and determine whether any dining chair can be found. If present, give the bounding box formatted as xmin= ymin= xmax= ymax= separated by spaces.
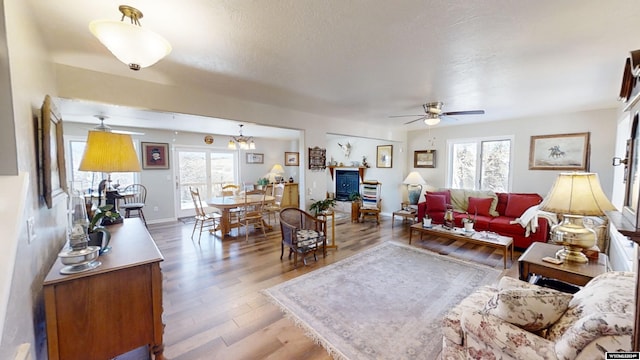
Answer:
xmin=238 ymin=190 xmax=266 ymax=242
xmin=263 ymin=183 xmax=285 ymax=225
xmin=189 ymin=186 xmax=222 ymax=243
xmin=120 ymin=184 xmax=148 ymax=226
xmin=279 ymin=207 xmax=326 ymax=267
xmin=221 ymin=184 xmax=241 ymax=227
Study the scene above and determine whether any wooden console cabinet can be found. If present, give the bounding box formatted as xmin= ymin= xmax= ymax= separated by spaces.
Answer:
xmin=267 ymin=183 xmax=299 ymax=207
xmin=43 ymin=219 xmax=165 ymax=360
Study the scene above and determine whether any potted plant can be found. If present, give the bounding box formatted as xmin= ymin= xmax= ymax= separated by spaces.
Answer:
xmin=309 ymin=198 xmax=337 ymax=216
xmin=462 ymin=212 xmax=475 ymax=232
xmin=87 ymin=205 xmax=121 ymax=254
xmin=256 ymin=177 xmax=269 ymax=190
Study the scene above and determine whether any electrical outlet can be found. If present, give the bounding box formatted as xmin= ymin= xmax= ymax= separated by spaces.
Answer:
xmin=153 ymin=206 xmax=159 ymax=212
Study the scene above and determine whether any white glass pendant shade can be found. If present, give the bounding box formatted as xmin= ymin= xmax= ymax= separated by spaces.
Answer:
xmin=424 ymin=117 xmax=440 ymax=126
xmin=89 ymin=20 xmax=171 ymax=70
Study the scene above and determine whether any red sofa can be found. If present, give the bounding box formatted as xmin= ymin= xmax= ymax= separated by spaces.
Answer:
xmin=416 ymin=190 xmax=549 ymax=249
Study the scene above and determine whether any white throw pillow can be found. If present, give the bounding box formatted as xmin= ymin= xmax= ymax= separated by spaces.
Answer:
xmin=483 ymin=287 xmax=572 ymax=332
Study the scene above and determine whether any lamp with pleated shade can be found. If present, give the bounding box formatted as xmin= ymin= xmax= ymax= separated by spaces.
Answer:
xmin=539 ymin=172 xmax=616 ymax=263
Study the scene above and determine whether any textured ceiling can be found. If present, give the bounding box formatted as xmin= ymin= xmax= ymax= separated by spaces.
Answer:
xmin=25 ymin=0 xmax=640 ymax=135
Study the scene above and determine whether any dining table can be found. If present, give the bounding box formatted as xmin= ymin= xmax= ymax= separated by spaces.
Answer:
xmin=207 ymin=194 xmax=275 ymax=237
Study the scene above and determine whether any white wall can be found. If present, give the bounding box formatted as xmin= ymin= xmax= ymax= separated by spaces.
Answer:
xmin=1 ymin=1 xmax=68 ymax=359
xmin=407 ymin=109 xmax=618 ymax=198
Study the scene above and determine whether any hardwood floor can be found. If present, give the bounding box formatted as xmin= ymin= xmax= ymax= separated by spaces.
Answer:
xmin=143 ymin=215 xmax=522 ymax=360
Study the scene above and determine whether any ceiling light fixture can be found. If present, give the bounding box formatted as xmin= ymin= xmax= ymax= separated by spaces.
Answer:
xmin=227 ymin=125 xmax=256 ymax=150
xmin=423 ymin=114 xmax=441 ymax=126
xmin=89 ymin=5 xmax=172 ymax=71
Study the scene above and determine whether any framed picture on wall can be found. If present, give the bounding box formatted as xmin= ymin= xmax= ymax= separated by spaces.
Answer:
xmin=376 ymin=145 xmax=393 ymax=168
xmin=308 ymin=147 xmax=326 ymax=170
xmin=285 ymin=152 xmax=299 ymax=166
xmin=142 ymin=142 xmax=170 ymax=169
xmin=41 ymin=95 xmax=68 ymax=209
xmin=414 ymin=150 xmax=436 ymax=168
xmin=528 ymin=132 xmax=590 ymax=170
xmin=246 ymin=153 xmax=264 ymax=164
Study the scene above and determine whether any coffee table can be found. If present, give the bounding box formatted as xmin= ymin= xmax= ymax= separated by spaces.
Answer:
xmin=518 ymin=242 xmax=608 ymax=286
xmin=409 ymin=223 xmax=514 ymax=269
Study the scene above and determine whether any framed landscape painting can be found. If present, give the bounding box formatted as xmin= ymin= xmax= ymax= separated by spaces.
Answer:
xmin=529 ymin=132 xmax=590 ymax=170
xmin=414 ymin=150 xmax=436 ymax=168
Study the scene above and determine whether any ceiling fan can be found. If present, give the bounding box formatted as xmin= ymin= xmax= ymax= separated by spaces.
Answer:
xmin=390 ymin=101 xmax=485 ymax=126
xmin=88 ymin=115 xmax=145 ymax=136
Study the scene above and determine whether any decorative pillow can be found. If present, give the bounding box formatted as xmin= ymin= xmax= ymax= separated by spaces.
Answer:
xmin=505 ymin=194 xmax=542 ymax=218
xmin=464 ymin=190 xmax=499 ymax=216
xmin=425 ymin=190 xmax=451 ymax=205
xmin=483 ymin=287 xmax=572 ymax=332
xmin=426 ymin=194 xmax=447 ymax=212
xmin=467 ymin=197 xmax=493 ymax=217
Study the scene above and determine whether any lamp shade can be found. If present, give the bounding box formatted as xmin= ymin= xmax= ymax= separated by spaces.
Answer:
xmin=403 ymin=171 xmax=427 ymax=185
xmin=89 ymin=19 xmax=171 ymax=70
xmin=79 ymin=131 xmax=141 ymax=172
xmin=539 ymin=172 xmax=616 ymax=216
xmin=270 ymin=164 xmax=285 ymax=175
xmin=424 ymin=117 xmax=440 ymax=126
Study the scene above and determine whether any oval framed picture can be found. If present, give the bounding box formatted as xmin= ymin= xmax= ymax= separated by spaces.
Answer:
xmin=204 ymin=135 xmax=214 ymax=144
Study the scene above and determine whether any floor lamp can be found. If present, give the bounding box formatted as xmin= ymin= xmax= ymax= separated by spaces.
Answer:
xmin=538 ymin=172 xmax=616 ymax=263
xmin=403 ymin=171 xmax=426 ymax=206
xmin=79 ymin=130 xmax=141 ymax=211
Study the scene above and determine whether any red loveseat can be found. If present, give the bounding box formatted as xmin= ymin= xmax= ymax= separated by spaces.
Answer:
xmin=416 ymin=190 xmax=549 ymax=249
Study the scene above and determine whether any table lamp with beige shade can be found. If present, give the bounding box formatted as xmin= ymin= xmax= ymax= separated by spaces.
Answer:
xmin=539 ymin=172 xmax=616 ymax=263
xmin=403 ymin=171 xmax=427 ymax=205
xmin=268 ymin=164 xmax=285 ymax=183
xmin=79 ymin=130 xmax=141 ymax=210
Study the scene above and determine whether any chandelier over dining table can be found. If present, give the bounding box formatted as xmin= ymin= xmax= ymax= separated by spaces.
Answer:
xmin=228 ymin=124 xmax=256 ymax=150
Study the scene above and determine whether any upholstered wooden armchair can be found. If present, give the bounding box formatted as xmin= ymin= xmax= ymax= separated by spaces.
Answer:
xmin=279 ymin=208 xmax=326 ymax=267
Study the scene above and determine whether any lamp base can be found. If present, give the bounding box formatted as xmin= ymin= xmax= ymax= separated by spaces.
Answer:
xmin=555 ymin=246 xmax=589 ymax=263
xmin=551 ymin=214 xmax=596 ymax=264
xmin=407 ymin=184 xmax=423 ymax=206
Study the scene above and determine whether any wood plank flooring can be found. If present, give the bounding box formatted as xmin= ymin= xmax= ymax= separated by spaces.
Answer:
xmin=142 ymin=215 xmax=521 ymax=360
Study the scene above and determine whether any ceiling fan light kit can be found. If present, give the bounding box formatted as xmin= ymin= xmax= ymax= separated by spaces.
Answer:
xmin=392 ymin=101 xmax=485 ymax=126
xmin=89 ymin=5 xmax=172 ymax=71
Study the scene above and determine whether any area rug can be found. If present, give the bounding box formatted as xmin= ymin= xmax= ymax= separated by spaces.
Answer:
xmin=263 ymin=241 xmax=501 ymax=360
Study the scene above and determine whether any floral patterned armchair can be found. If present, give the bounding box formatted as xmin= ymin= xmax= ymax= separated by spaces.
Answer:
xmin=442 ymin=271 xmax=635 ymax=360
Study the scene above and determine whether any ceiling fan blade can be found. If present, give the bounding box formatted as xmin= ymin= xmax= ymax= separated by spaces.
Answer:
xmin=404 ymin=116 xmax=426 ymax=125
xmin=389 ymin=114 xmax=426 ymax=118
xmin=441 ymin=110 xmax=485 ymax=116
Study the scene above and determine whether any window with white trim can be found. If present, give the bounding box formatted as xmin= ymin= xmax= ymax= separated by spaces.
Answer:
xmin=447 ymin=136 xmax=513 ymax=192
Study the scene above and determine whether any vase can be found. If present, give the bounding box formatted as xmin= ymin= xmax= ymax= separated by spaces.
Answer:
xmin=88 ymin=228 xmax=111 ymax=255
xmin=464 ymin=222 xmax=474 ymax=232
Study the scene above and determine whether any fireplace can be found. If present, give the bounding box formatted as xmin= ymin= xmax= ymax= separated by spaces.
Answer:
xmin=335 ymin=170 xmax=360 ymax=200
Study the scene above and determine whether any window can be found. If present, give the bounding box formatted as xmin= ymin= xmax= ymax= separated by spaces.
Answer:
xmin=447 ymin=137 xmax=513 ymax=192
xmin=68 ymin=139 xmax=137 ymax=192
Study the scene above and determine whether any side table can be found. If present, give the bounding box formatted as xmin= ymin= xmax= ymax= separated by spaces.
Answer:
xmin=392 ymin=203 xmax=417 ymax=227
xmin=518 ymin=242 xmax=608 ymax=286
xmin=316 ymin=211 xmax=337 ymax=250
